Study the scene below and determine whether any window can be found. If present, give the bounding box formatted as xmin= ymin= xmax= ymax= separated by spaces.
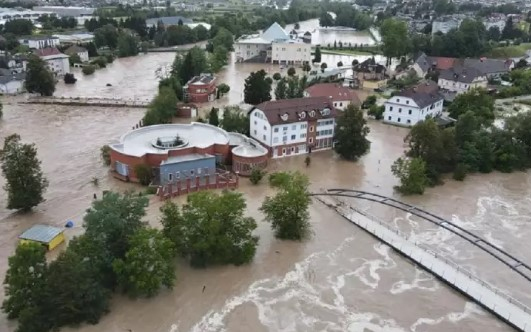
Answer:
xmin=300 ymin=133 xmax=306 ymax=138
xmin=399 ymin=108 xmax=402 ymax=113
xmin=197 ymin=168 xmax=202 ymax=175
xmin=168 ymin=173 xmax=173 ymax=181
xmin=388 ymin=116 xmax=392 ymax=121
xmin=282 ymin=148 xmax=286 ymax=154
xmin=282 ymin=136 xmax=287 ymax=141
xmin=408 ymin=110 xmax=412 ymax=115
xmin=292 ymin=125 xmax=296 ymax=130
xmin=309 ymin=137 xmax=313 ymax=144
xmin=407 ymin=119 xmax=411 ymax=124
xmin=389 ymin=106 xmax=393 ymax=111
xmin=334 ymin=102 xmax=337 ymax=107
xmin=254 ymin=130 xmax=257 ymax=135
xmin=310 ymin=126 xmax=314 ymax=132
xmin=273 ymin=137 xmax=279 ymax=143
xmin=254 ymin=121 xmax=257 ymax=125
xmin=406 ymin=100 xmax=409 ymax=105
xmin=274 ymin=127 xmax=279 ymax=133
xmin=398 ymin=118 xmax=401 ymax=123
xmin=301 ymin=124 xmax=307 ymax=129
xmin=339 ymin=102 xmax=343 ymax=107
xmin=263 ymin=125 xmax=267 ymax=130
xmin=190 ymin=170 xmax=195 ymax=176
xmin=291 ymin=134 xmax=296 ymax=140
xmin=283 ymin=126 xmax=288 ymax=131
xmin=397 ymin=99 xmax=400 ymax=103
xmin=263 ymin=135 xmax=266 ymax=140
xmin=176 ymin=171 xmax=180 ymax=179
xmin=291 ymin=147 xmax=295 ymax=153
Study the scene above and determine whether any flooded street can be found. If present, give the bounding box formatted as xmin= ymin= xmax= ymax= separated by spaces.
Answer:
xmin=0 ymin=48 xmax=530 ymax=332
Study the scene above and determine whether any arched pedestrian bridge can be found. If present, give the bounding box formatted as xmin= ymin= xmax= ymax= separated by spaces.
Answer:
xmin=312 ymin=189 xmax=531 ymax=332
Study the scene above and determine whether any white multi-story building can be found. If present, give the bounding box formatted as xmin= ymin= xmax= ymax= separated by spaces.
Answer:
xmin=235 ymin=22 xmax=311 ymax=65
xmin=304 ymin=83 xmax=361 ymax=110
xmin=18 ymin=36 xmax=60 ymax=49
xmin=438 ymin=66 xmax=488 ymax=95
xmin=249 ymin=97 xmax=337 ymax=158
xmin=35 ymin=48 xmax=70 ymax=77
xmin=432 ymin=16 xmax=462 ymax=35
xmin=383 ymin=83 xmax=444 ymax=127
xmin=65 ymin=45 xmax=89 ymax=62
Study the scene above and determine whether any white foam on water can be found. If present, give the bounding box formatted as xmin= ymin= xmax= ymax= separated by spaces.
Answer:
xmin=410 ymin=302 xmax=485 ymax=331
xmin=352 ymin=243 xmax=397 ymax=289
xmin=390 ymin=266 xmax=439 ymax=295
xmin=346 ymin=313 xmax=406 ymax=332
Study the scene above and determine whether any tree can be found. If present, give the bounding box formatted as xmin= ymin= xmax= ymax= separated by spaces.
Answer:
xmin=3 ymin=19 xmax=33 ymax=35
xmin=143 ymin=86 xmax=178 ymax=125
xmin=69 ymin=53 xmax=81 ymax=66
xmin=487 ymin=26 xmax=501 ymax=41
xmin=334 ymin=105 xmax=370 ymax=161
xmin=273 ymin=72 xmax=282 ymax=80
xmin=249 ymin=168 xmax=265 ymax=185
xmin=220 ymin=106 xmax=250 ymax=135
xmin=133 ymin=164 xmax=153 ymax=185
xmin=63 ymin=73 xmax=76 ymax=84
xmin=161 ymin=191 xmax=258 ymax=267
xmin=244 ymin=70 xmax=272 ymax=105
xmin=208 ymin=107 xmax=219 ymax=126
xmin=94 ymin=24 xmax=119 ymax=49
xmin=368 ymin=105 xmax=384 ymax=120
xmin=113 ymin=228 xmax=175 ymax=297
xmin=448 ymin=88 xmax=494 ymax=125
xmin=313 ymin=46 xmax=321 ymax=63
xmin=117 ymin=32 xmax=139 ymax=57
xmin=1 ymin=134 xmax=48 ymax=211
xmin=362 ymin=95 xmax=377 ymax=109
xmin=319 ymin=11 xmax=334 ymax=27
xmin=25 ymin=55 xmax=55 ymax=96
xmin=287 ymin=67 xmax=296 ymax=76
xmin=275 ymin=78 xmax=287 ymax=100
xmin=302 ymin=62 xmax=311 ymax=73
xmin=515 ymin=59 xmax=528 ymax=69
xmin=83 ymin=192 xmax=148 ymax=264
xmin=380 ymin=19 xmax=410 ymax=67
xmin=260 ymin=172 xmax=312 ymax=240
xmin=82 ymin=65 xmax=96 ymax=75
xmin=177 ymin=47 xmax=210 ymax=84
xmin=391 ymin=157 xmax=428 ymax=195
xmin=217 ymin=83 xmax=230 ymax=96
xmin=320 ymin=62 xmax=328 ymax=73
xmin=0 ymin=100 xmax=2 ymax=119
xmin=2 ymin=243 xmax=47 ymax=320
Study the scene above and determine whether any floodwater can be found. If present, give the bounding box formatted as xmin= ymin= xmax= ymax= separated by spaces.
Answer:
xmin=0 ymin=52 xmax=530 ymax=332
xmin=285 ymin=19 xmax=376 ymax=46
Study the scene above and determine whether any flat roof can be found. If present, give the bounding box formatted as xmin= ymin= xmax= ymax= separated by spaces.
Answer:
xmin=19 ymin=225 xmax=63 ymax=244
xmin=229 ymin=133 xmax=268 ymax=158
xmin=112 ymin=123 xmax=230 ymax=157
xmin=162 ymin=153 xmax=214 ymax=165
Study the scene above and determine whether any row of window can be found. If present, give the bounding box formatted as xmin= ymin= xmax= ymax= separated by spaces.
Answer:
xmin=272 ymin=133 xmax=307 ymax=143
xmin=388 ymin=107 xmax=414 ymax=115
xmin=273 ymin=123 xmax=308 ymax=132
xmin=387 ymin=116 xmax=411 ymax=124
xmin=317 ymin=120 xmax=334 ymax=127
xmin=317 ymin=129 xmax=333 ymax=136
xmin=167 ymin=168 xmax=210 ymax=182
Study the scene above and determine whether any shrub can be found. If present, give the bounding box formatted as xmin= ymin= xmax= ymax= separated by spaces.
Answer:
xmin=100 ymin=145 xmax=111 ymax=166
xmin=133 ymin=164 xmax=153 ymax=186
xmin=287 ymin=67 xmax=296 ymax=76
xmin=249 ymin=168 xmax=265 ymax=185
xmin=105 ymin=54 xmax=115 ymax=63
xmin=453 ymin=163 xmax=467 ymax=181
xmin=82 ymin=65 xmax=96 ymax=75
xmin=92 ymin=57 xmax=107 ymax=68
xmin=273 ymin=73 xmax=281 ymax=81
xmin=64 ymin=73 xmax=77 ymax=84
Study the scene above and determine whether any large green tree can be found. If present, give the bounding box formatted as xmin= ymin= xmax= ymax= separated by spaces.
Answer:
xmin=1 ymin=134 xmax=48 ymax=211
xmin=260 ymin=172 xmax=312 ymax=240
xmin=25 ymin=55 xmax=56 ymax=96
xmin=113 ymin=228 xmax=175 ymax=297
xmin=448 ymin=88 xmax=494 ymax=125
xmin=177 ymin=47 xmax=210 ymax=84
xmin=219 ymin=106 xmax=250 ymax=135
xmin=143 ymin=86 xmax=178 ymax=125
xmin=244 ymin=70 xmax=272 ymax=105
xmin=391 ymin=157 xmax=428 ymax=195
xmin=275 ymin=78 xmax=287 ymax=100
xmin=333 ymin=105 xmax=370 ymax=161
xmin=380 ymin=19 xmax=410 ymax=67
xmin=117 ymin=32 xmax=139 ymax=57
xmin=161 ymin=191 xmax=258 ymax=267
xmin=94 ymin=24 xmax=119 ymax=49
xmin=2 ymin=243 xmax=48 ymax=320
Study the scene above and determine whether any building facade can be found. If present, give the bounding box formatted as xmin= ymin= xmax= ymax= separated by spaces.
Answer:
xmin=438 ymin=66 xmax=488 ymax=94
xmin=383 ymin=83 xmax=444 ymax=127
xmin=352 ymin=57 xmax=387 ymax=90
xmin=235 ymin=22 xmax=311 ymax=65
xmin=19 ymin=36 xmax=60 ymax=49
xmin=249 ymin=97 xmax=337 ymax=158
xmin=64 ymin=45 xmax=89 ymax=62
xmin=183 ymin=74 xmax=217 ymax=103
xmin=0 ymin=73 xmax=25 ymax=94
xmin=35 ymin=48 xmax=70 ymax=77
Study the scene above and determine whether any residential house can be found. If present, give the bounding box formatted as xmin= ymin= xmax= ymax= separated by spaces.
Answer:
xmin=0 ymin=54 xmax=27 ymax=73
xmin=383 ymin=82 xmax=444 ymax=127
xmin=18 ymin=36 xmax=60 ymax=49
xmin=352 ymin=57 xmax=387 ymax=90
xmin=412 ymin=52 xmax=457 ymax=77
xmin=235 ymin=22 xmax=311 ymax=65
xmin=303 ymin=83 xmax=361 ymax=110
xmin=64 ymin=45 xmax=89 ymax=62
xmin=35 ymin=48 xmax=70 ymax=77
xmin=145 ymin=16 xmax=193 ymax=28
xmin=183 ymin=73 xmax=217 ymax=103
xmin=463 ymin=58 xmax=513 ymax=79
xmin=438 ymin=66 xmax=487 ymax=95
xmin=249 ymin=96 xmax=337 ymax=158
xmin=432 ymin=16 xmax=462 ymax=35
xmin=0 ymin=71 xmax=25 ymax=94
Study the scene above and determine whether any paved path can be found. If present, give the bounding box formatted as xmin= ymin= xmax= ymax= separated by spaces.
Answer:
xmin=315 ymin=194 xmax=531 ymax=332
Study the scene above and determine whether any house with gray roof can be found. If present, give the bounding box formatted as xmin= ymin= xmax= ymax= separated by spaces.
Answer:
xmin=383 ymin=81 xmax=444 ymax=127
xmin=437 ymin=66 xmax=488 ymax=95
xmin=0 ymin=71 xmax=25 ymax=94
xmin=463 ymin=58 xmax=513 ymax=79
xmin=145 ymin=16 xmax=193 ymax=27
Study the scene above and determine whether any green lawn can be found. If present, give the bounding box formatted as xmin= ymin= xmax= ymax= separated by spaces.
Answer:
xmin=486 ymin=43 xmax=531 ymax=58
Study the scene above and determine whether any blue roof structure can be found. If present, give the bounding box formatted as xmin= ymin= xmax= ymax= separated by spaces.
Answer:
xmin=262 ymin=22 xmax=289 ymax=42
xmin=19 ymin=224 xmax=63 ymax=244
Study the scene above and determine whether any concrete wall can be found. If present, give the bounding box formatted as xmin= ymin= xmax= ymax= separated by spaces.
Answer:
xmin=271 ymin=41 xmax=311 ymax=64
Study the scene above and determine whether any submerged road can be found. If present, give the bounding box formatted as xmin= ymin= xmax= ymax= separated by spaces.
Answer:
xmin=314 ymin=191 xmax=531 ymax=332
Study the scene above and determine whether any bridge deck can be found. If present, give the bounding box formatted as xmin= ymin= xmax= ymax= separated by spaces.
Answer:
xmin=315 ymin=195 xmax=531 ymax=331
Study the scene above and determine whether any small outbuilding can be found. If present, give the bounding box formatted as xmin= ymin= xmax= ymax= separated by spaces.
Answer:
xmin=19 ymin=225 xmax=65 ymax=251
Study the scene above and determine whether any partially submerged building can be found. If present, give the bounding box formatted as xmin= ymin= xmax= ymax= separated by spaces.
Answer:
xmin=109 ymin=123 xmax=268 ymax=185
xmin=19 ymin=224 xmax=65 ymax=251
xmin=183 ymin=73 xmax=217 ymax=103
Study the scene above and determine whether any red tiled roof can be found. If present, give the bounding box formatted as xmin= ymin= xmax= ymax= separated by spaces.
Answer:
xmin=304 ymin=83 xmax=361 ymax=106
xmin=34 ymin=47 xmax=63 ymax=57
xmin=253 ymin=96 xmax=337 ymax=125
xmin=429 ymin=56 xmax=457 ymax=70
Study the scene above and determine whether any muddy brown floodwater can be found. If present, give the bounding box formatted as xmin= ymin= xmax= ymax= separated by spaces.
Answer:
xmin=0 ymin=51 xmax=530 ymax=332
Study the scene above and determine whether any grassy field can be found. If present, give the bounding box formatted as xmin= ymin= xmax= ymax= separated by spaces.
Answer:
xmin=486 ymin=43 xmax=531 ymax=58
xmin=320 ymin=47 xmax=381 ymax=56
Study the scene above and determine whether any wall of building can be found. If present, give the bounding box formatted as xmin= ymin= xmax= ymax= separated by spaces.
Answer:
xmin=78 ymin=51 xmax=89 ymax=62
xmin=235 ymin=43 xmax=269 ymax=61
xmin=362 ymin=79 xmax=387 ymax=90
xmin=159 ymin=156 xmax=216 ymax=186
xmin=250 ymin=109 xmax=272 ymax=146
xmin=383 ymin=96 xmax=444 ymax=126
xmin=45 ymin=57 xmax=70 ymax=76
xmin=20 ymin=38 xmax=59 ymax=49
xmin=271 ymin=41 xmax=311 ymax=64
xmin=232 ymin=154 xmax=268 ymax=176
xmin=438 ymin=77 xmax=487 ymax=94
xmin=0 ymin=80 xmax=24 ymax=94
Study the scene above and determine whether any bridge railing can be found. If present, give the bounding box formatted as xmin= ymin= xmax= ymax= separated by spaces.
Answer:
xmin=329 ymin=196 xmax=531 ymax=316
